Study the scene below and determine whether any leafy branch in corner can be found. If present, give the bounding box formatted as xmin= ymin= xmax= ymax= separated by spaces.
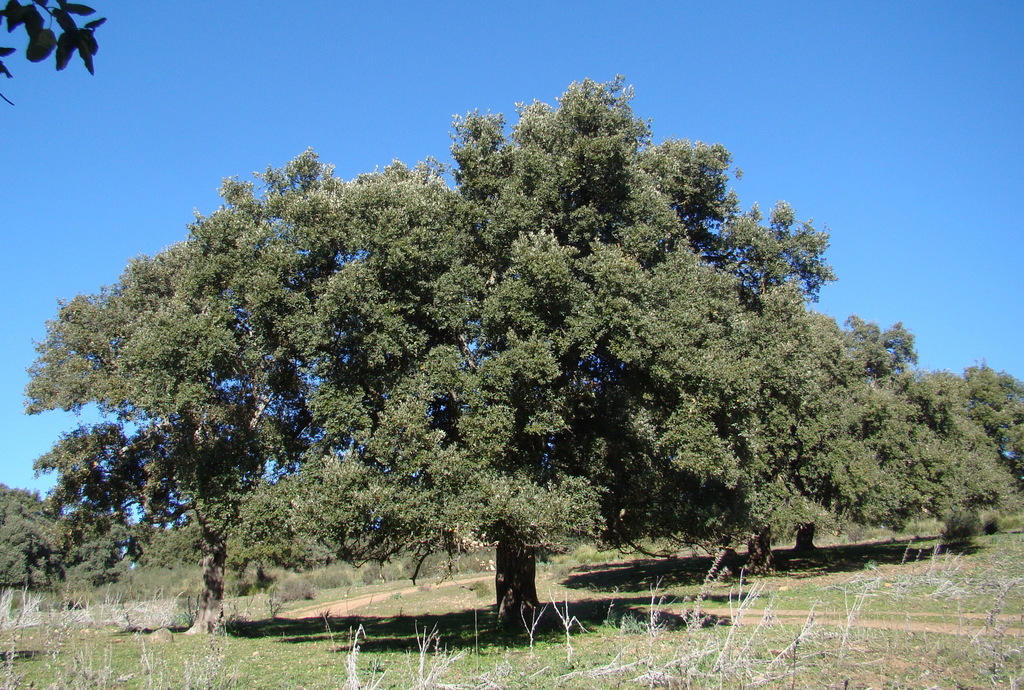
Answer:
xmin=1 ymin=0 xmax=105 ymax=104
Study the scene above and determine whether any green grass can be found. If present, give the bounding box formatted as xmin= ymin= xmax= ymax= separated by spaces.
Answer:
xmin=4 ymin=532 xmax=1023 ymax=688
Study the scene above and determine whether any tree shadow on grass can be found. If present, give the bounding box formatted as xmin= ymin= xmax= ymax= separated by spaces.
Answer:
xmin=777 ymin=538 xmax=980 ymax=579
xmin=224 ymin=592 xmax=723 ymax=653
xmin=229 ymin=609 xmax=529 ymax=652
xmin=230 ymin=608 xmax=527 ymax=652
xmin=0 ymin=649 xmax=44 ymax=661
xmin=561 ymin=537 xmax=976 ymax=594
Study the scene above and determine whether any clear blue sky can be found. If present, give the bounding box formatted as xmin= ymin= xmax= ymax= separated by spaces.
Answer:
xmin=3 ymin=2 xmax=1021 ymax=493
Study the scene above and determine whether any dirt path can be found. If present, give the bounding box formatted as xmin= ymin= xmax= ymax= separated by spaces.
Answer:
xmin=281 ymin=573 xmax=493 ymax=620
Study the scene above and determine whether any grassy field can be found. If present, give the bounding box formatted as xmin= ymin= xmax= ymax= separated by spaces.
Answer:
xmin=2 ymin=531 xmax=1022 ymax=689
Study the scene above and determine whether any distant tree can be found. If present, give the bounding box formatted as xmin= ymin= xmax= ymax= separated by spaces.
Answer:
xmin=228 ymin=479 xmax=332 ymax=578
xmin=624 ymin=293 xmax=854 ymax=572
xmin=799 ymin=322 xmax=1014 ymax=532
xmin=61 ymin=523 xmax=132 ymax=588
xmin=134 ymin=521 xmax=203 ymax=570
xmin=964 ymin=365 xmax=1024 ymax=483
xmin=0 ymin=485 xmax=61 ymax=588
xmin=724 ymin=303 xmax=853 ymax=571
xmin=728 ymin=313 xmax=1024 ymax=568
xmin=0 ymin=1 xmax=105 ymax=103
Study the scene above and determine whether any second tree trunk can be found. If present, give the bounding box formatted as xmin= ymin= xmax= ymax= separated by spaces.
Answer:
xmin=746 ymin=524 xmax=775 ymax=574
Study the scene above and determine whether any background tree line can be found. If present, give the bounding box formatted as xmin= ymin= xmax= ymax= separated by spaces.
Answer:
xmin=22 ymin=79 xmax=1024 ymax=631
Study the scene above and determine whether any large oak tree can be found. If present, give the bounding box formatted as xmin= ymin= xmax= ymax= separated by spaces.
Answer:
xmin=38 ymin=79 xmax=1008 ymax=631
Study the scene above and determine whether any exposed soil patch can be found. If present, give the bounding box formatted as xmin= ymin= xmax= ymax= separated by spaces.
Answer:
xmin=281 ymin=573 xmax=493 ymax=620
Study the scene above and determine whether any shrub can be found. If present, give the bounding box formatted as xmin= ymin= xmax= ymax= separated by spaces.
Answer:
xmin=940 ymin=509 xmax=981 ymax=547
xmin=173 ymin=598 xmax=197 ymax=629
xmin=380 ymin=560 xmax=407 ymax=582
xmin=618 ymin=611 xmax=649 ymax=635
xmin=275 ymin=576 xmax=315 ymax=603
xmin=901 ymin=516 xmax=943 ymax=539
xmin=843 ymin=524 xmax=867 ymax=543
xmin=359 ymin=563 xmax=383 ymax=585
xmin=452 ymin=548 xmax=493 ymax=575
xmin=981 ymin=512 xmax=1001 ymax=535
xmin=306 ymin=563 xmax=359 ymax=591
xmin=117 ymin=564 xmax=204 ymax=601
xmin=467 ymin=579 xmax=490 ymax=599
xmin=997 ymin=511 xmax=1024 ymax=532
xmin=571 ymin=544 xmax=606 ymax=564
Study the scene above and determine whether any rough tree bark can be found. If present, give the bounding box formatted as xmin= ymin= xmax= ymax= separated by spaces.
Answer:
xmin=746 ymin=524 xmax=775 ymax=574
xmin=187 ymin=521 xmax=227 ymax=634
xmin=793 ymin=522 xmax=817 ymax=551
xmin=495 ymin=537 xmax=540 ymax=628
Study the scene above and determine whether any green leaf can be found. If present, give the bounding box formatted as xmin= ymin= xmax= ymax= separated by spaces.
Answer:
xmin=52 ymin=8 xmax=76 ymax=33
xmin=21 ymin=4 xmax=42 ymax=33
xmin=83 ymin=16 xmax=102 ymax=29
xmin=76 ymin=29 xmax=91 ymax=72
xmin=79 ymin=26 xmax=94 ymax=53
xmin=31 ymin=0 xmax=47 ymax=7
xmin=0 ymin=46 xmax=14 ymax=57
xmin=54 ymin=28 xmax=74 ymax=69
xmin=64 ymin=3 xmax=92 ymax=15
xmin=25 ymin=26 xmax=54 ymax=62
xmin=0 ymin=60 xmax=11 ymax=79
xmin=5 ymin=2 xmax=26 ymax=33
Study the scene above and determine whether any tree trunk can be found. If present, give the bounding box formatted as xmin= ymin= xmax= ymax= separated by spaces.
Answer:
xmin=255 ymin=562 xmax=272 ymax=588
xmin=495 ymin=537 xmax=540 ymax=628
xmin=793 ymin=522 xmax=817 ymax=551
xmin=187 ymin=524 xmax=227 ymax=634
xmin=746 ymin=524 xmax=775 ymax=574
